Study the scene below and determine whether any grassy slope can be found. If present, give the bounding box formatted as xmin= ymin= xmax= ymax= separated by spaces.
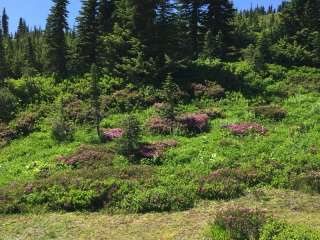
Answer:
xmin=1 ymin=189 xmax=320 ymax=240
xmin=1 ymin=91 xmax=320 ymax=239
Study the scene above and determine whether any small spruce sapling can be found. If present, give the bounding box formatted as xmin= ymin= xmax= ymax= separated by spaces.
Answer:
xmin=118 ymin=114 xmax=141 ymax=161
xmin=161 ymin=73 xmax=179 ymax=120
xmin=51 ymin=97 xmax=75 ymax=142
xmin=90 ymin=64 xmax=102 ymax=141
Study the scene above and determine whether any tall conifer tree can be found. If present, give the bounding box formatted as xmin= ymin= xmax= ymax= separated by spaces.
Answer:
xmin=76 ymin=0 xmax=99 ymax=72
xmin=2 ymin=8 xmax=9 ymax=37
xmin=44 ymin=0 xmax=69 ymax=77
xmin=0 ymin=28 xmax=6 ymax=84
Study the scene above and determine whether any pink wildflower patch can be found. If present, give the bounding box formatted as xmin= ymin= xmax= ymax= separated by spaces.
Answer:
xmin=222 ymin=123 xmax=267 ymax=136
xmin=140 ymin=140 xmax=178 ymax=158
xmin=102 ymin=128 xmax=124 ymax=141
xmin=56 ymin=145 xmax=113 ymax=167
xmin=147 ymin=117 xmax=174 ymax=135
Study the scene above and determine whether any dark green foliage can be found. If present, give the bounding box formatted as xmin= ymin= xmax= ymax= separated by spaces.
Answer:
xmin=118 ymin=115 xmax=141 ymax=160
xmin=76 ymin=0 xmax=98 ymax=72
xmin=160 ymin=73 xmax=179 ymax=119
xmin=205 ymin=0 xmax=235 ymax=58
xmin=253 ymin=105 xmax=287 ymax=121
xmin=15 ymin=18 xmax=28 ymax=40
xmin=2 ymin=8 xmax=9 ymax=37
xmin=0 ymin=29 xmax=7 ymax=83
xmin=0 ymin=88 xmax=18 ymax=122
xmin=44 ymin=0 xmax=69 ymax=77
xmin=51 ymin=119 xmax=75 ymax=142
xmin=97 ymin=0 xmax=114 ymax=35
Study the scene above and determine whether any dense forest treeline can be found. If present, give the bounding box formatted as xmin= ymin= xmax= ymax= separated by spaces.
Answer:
xmin=0 ymin=0 xmax=319 ymax=82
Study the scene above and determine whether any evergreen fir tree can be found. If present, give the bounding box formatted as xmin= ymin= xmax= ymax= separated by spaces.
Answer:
xmin=76 ymin=0 xmax=99 ymax=73
xmin=205 ymin=0 xmax=235 ymax=57
xmin=44 ymin=0 xmax=69 ymax=77
xmin=179 ymin=0 xmax=204 ymax=59
xmin=0 ymin=28 xmax=6 ymax=84
xmin=2 ymin=8 xmax=9 ymax=37
xmin=203 ymin=30 xmax=224 ymax=58
xmin=97 ymin=0 xmax=114 ymax=35
xmin=16 ymin=18 xmax=28 ymax=40
xmin=23 ymin=36 xmax=37 ymax=76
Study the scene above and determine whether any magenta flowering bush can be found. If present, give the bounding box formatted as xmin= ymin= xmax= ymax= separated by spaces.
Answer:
xmin=147 ymin=117 xmax=174 ymax=135
xmin=56 ymin=145 xmax=113 ymax=167
xmin=222 ymin=123 xmax=267 ymax=136
xmin=139 ymin=140 xmax=178 ymax=158
xmin=101 ymin=128 xmax=124 ymax=141
xmin=178 ymin=113 xmax=210 ymax=134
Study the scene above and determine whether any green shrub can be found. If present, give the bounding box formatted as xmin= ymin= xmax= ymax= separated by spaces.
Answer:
xmin=51 ymin=119 xmax=75 ymax=142
xmin=254 ymin=105 xmax=287 ymax=121
xmin=260 ymin=220 xmax=320 ymax=240
xmin=198 ymin=168 xmax=265 ymax=200
xmin=294 ymin=171 xmax=320 ymax=194
xmin=22 ymin=179 xmax=119 ymax=211
xmin=0 ymin=88 xmax=19 ymax=122
xmin=62 ymin=96 xmax=94 ymax=123
xmin=213 ymin=206 xmax=267 ymax=240
xmin=7 ymin=78 xmax=40 ymax=104
xmin=128 ymin=185 xmax=196 ymax=213
xmin=208 ymin=224 xmax=231 ymax=240
xmin=101 ymin=88 xmax=144 ymax=113
xmin=10 ymin=110 xmax=40 ymax=136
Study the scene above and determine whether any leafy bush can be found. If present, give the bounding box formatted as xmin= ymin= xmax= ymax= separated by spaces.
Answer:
xmin=63 ymin=97 xmax=94 ymax=123
xmin=101 ymin=88 xmax=144 ymax=112
xmin=208 ymin=224 xmax=231 ymax=240
xmin=0 ymin=88 xmax=19 ymax=122
xmin=10 ymin=110 xmax=40 ymax=136
xmin=51 ymin=118 xmax=75 ymax=142
xmin=260 ymin=220 xmax=320 ymax=240
xmin=198 ymin=168 xmax=266 ymax=200
xmin=198 ymin=168 xmax=246 ymax=200
xmin=294 ymin=171 xmax=320 ymax=194
xmin=212 ymin=206 xmax=266 ymax=240
xmin=22 ymin=179 xmax=119 ymax=211
xmin=254 ymin=105 xmax=287 ymax=121
xmin=7 ymin=78 xmax=40 ymax=104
